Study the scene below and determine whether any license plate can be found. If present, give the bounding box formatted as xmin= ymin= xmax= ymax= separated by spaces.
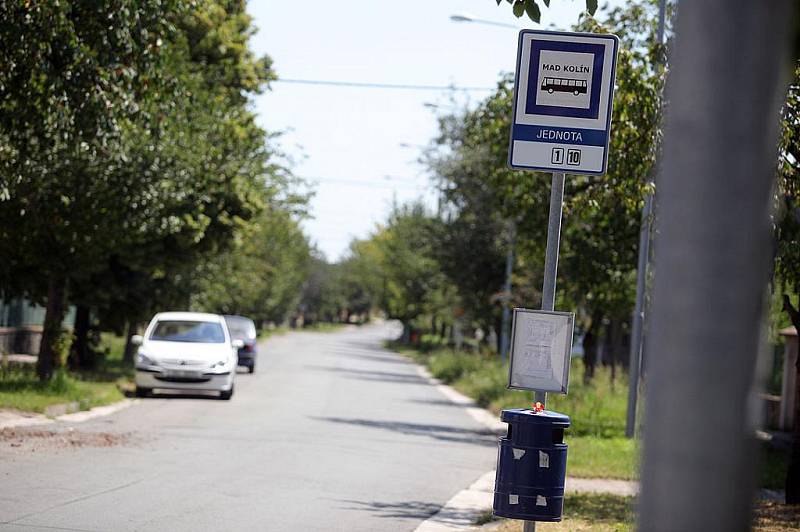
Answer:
xmin=168 ymin=369 xmax=199 ymax=378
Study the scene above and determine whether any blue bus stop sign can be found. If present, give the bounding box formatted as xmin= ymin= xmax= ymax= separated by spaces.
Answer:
xmin=508 ymin=30 xmax=619 ymax=176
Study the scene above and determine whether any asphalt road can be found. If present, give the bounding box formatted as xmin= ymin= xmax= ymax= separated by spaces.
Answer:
xmin=0 ymin=323 xmax=497 ymax=531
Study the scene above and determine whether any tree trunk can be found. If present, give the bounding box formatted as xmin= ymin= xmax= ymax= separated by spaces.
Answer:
xmin=603 ymin=321 xmax=614 ymax=377
xmin=783 ymin=295 xmax=800 ymax=503
xmin=583 ymin=314 xmax=600 ymax=383
xmin=69 ymin=305 xmax=92 ymax=370
xmin=402 ymin=322 xmax=411 ymax=345
xmin=123 ymin=320 xmax=138 ymax=365
xmin=610 ymin=319 xmax=623 ymax=386
xmin=37 ymin=276 xmax=67 ymax=381
xmin=620 ymin=326 xmax=631 ymax=370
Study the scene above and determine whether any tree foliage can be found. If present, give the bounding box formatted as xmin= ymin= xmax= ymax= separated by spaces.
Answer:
xmin=492 ymin=0 xmax=598 ymax=24
xmin=777 ymin=64 xmax=800 ymax=304
xmin=0 ymin=1 xmax=182 ymax=378
xmin=192 ymin=207 xmax=310 ymax=324
xmin=0 ymin=1 xmax=310 ymax=377
xmin=776 ymin=62 xmax=800 ymax=505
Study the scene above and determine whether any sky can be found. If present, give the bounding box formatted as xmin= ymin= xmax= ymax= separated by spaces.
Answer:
xmin=247 ymin=0 xmax=621 ymax=261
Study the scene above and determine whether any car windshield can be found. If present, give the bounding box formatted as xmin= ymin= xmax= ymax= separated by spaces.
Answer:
xmin=225 ymin=316 xmax=256 ymax=340
xmin=150 ymin=320 xmax=226 ymax=343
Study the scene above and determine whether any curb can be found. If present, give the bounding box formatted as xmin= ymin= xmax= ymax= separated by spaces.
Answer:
xmin=56 ymin=399 xmax=136 ymax=423
xmin=415 ymin=471 xmax=496 ymax=532
xmin=0 ymin=399 xmax=136 ymax=430
xmin=410 ymin=364 xmax=501 ymax=532
xmin=414 ymin=366 xmax=506 ymax=434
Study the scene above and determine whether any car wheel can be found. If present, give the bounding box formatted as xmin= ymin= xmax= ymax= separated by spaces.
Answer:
xmin=220 ymin=386 xmax=234 ymax=400
xmin=135 ymin=386 xmax=151 ymax=398
xmin=248 ymin=365 xmax=255 ymax=374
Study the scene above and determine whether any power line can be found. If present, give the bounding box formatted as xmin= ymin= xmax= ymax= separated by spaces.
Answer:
xmin=299 ymin=175 xmax=429 ymax=190
xmin=272 ymin=78 xmax=495 ymax=92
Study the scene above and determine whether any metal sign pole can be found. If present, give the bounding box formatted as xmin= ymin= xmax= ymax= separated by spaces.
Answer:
xmin=537 ymin=171 xmax=566 ymax=403
xmin=523 ymin=171 xmax=566 ymax=532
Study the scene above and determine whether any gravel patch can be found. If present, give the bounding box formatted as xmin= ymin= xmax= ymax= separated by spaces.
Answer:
xmin=0 ymin=426 xmax=133 ymax=452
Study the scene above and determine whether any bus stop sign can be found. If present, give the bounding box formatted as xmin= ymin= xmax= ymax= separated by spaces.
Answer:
xmin=508 ymin=30 xmax=619 ymax=176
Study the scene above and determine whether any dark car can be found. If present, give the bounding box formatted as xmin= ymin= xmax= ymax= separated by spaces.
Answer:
xmin=224 ymin=315 xmax=258 ymax=373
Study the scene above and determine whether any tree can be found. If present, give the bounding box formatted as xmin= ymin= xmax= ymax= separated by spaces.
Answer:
xmin=0 ymin=1 xmax=180 ymax=379
xmin=192 ymin=207 xmax=311 ymax=325
xmin=336 ymin=239 xmax=387 ymax=322
xmin=0 ymin=1 xmax=286 ymax=376
xmin=370 ymin=203 xmax=449 ymax=341
xmin=491 ymin=0 xmax=598 ymax=24
xmin=559 ymin=4 xmax=665 ymax=376
xmin=424 ymin=86 xmax=551 ymax=349
xmin=298 ymin=253 xmax=348 ymax=325
xmin=425 ymin=1 xmax=665 ymax=369
xmin=776 ymin=62 xmax=800 ymax=504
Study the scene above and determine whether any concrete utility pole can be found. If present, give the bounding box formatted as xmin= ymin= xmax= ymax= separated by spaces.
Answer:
xmin=638 ymin=1 xmax=795 ymax=531
xmin=625 ymin=0 xmax=667 ymax=439
xmin=500 ymin=220 xmax=516 ymax=362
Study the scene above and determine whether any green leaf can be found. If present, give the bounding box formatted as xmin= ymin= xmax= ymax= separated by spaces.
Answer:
xmin=525 ymin=0 xmax=541 ymax=22
xmin=512 ymin=1 xmax=525 ymax=18
xmin=586 ymin=0 xmax=598 ymax=15
xmin=496 ymin=0 xmax=502 ymax=5
xmin=543 ymin=0 xmax=550 ymax=6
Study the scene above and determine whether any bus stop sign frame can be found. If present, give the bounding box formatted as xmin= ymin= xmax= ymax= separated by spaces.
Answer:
xmin=508 ymin=30 xmax=619 ymax=176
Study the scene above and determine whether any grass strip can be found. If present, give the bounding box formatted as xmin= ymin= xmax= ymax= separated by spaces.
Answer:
xmin=390 ymin=339 xmax=789 ymax=488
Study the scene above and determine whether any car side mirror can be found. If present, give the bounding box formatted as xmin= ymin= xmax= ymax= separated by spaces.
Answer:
xmin=131 ymin=334 xmax=144 ymax=346
xmin=232 ymin=339 xmax=244 ymax=349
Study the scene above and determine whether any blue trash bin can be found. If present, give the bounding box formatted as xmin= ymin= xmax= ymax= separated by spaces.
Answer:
xmin=493 ymin=408 xmax=570 ymax=522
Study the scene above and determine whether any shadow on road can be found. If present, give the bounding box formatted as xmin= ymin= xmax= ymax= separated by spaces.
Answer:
xmin=312 ymin=416 xmax=497 ymax=447
xmin=333 ymin=498 xmax=443 ymax=521
xmin=304 ymin=365 xmax=427 ymax=385
xmin=124 ymin=390 xmax=221 ymax=401
xmin=322 ymin=349 xmax=415 ymax=366
xmin=405 ymin=398 xmax=472 ymax=408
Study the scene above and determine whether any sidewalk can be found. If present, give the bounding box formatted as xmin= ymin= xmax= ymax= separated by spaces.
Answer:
xmin=0 ymin=409 xmax=52 ymax=429
xmin=0 ymin=400 xmax=135 ymax=429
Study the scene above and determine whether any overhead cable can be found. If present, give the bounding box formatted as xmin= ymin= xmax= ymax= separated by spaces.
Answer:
xmin=272 ymin=78 xmax=494 ymax=92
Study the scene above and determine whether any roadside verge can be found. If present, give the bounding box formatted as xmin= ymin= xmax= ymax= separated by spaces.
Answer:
xmin=409 ymin=358 xmax=639 ymax=532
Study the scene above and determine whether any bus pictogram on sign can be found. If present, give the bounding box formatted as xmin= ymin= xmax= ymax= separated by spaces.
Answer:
xmin=540 ymin=77 xmax=588 ymax=96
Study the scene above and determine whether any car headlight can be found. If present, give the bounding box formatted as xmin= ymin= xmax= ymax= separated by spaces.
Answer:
xmin=136 ymin=352 xmax=157 ymax=367
xmin=205 ymin=359 xmax=230 ymax=374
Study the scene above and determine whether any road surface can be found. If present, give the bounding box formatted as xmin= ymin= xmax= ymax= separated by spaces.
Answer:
xmin=0 ymin=323 xmax=497 ymax=531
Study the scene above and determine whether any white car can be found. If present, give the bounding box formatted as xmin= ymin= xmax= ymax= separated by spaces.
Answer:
xmin=132 ymin=312 xmax=242 ymax=400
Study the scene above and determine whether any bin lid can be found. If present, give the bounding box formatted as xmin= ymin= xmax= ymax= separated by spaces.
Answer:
xmin=501 ymin=408 xmax=570 ymax=427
